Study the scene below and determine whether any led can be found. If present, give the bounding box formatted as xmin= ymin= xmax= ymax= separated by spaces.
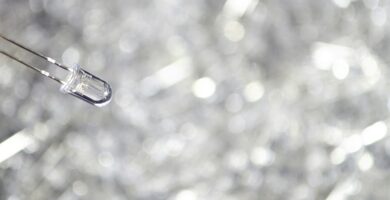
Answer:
xmin=61 ymin=65 xmax=112 ymax=107
xmin=0 ymin=34 xmax=112 ymax=107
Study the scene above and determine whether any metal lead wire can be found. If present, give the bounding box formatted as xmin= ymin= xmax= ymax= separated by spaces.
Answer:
xmin=0 ymin=34 xmax=68 ymax=84
xmin=0 ymin=50 xmax=64 ymax=84
xmin=0 ymin=34 xmax=71 ymax=71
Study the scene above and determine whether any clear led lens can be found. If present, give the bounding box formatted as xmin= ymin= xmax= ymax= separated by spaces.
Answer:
xmin=60 ymin=65 xmax=112 ymax=107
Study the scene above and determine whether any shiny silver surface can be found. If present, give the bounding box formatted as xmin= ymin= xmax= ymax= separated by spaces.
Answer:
xmin=1 ymin=0 xmax=390 ymax=199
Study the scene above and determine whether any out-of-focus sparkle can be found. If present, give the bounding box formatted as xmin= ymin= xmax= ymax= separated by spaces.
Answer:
xmin=341 ymin=134 xmax=363 ymax=154
xmin=358 ymin=152 xmax=374 ymax=171
xmin=250 ymin=147 xmax=274 ymax=166
xmin=332 ymin=59 xmax=350 ymax=80
xmin=361 ymin=121 xmax=387 ymax=146
xmin=312 ymin=43 xmax=351 ymax=71
xmin=0 ymin=131 xmax=34 ymax=164
xmin=98 ymin=152 xmax=114 ymax=167
xmin=156 ymin=57 xmax=193 ymax=88
xmin=0 ymin=65 xmax=13 ymax=86
xmin=175 ymin=190 xmax=198 ymax=200
xmin=244 ymin=81 xmax=264 ymax=102
xmin=326 ymin=178 xmax=361 ymax=200
xmin=192 ymin=77 xmax=216 ymax=99
xmin=363 ymin=0 xmax=379 ymax=9
xmin=333 ymin=0 xmax=351 ymax=8
xmin=371 ymin=8 xmax=387 ymax=26
xmin=62 ymin=46 xmax=80 ymax=66
xmin=226 ymin=150 xmax=249 ymax=170
xmin=72 ymin=180 xmax=88 ymax=196
xmin=224 ymin=20 xmax=245 ymax=42
xmin=142 ymin=57 xmax=193 ymax=96
xmin=361 ymin=56 xmax=381 ymax=84
xmin=223 ymin=0 xmax=256 ymax=18
xmin=330 ymin=147 xmax=347 ymax=165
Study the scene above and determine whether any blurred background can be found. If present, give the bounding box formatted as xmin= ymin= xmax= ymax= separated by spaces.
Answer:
xmin=1 ymin=0 xmax=390 ymax=199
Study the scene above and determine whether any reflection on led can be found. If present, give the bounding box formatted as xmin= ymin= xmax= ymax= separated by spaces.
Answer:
xmin=192 ymin=77 xmax=216 ymax=99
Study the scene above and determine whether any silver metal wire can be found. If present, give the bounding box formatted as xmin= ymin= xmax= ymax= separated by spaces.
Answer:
xmin=0 ymin=34 xmax=69 ymax=84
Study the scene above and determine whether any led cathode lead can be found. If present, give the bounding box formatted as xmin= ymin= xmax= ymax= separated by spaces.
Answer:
xmin=0 ymin=34 xmax=112 ymax=107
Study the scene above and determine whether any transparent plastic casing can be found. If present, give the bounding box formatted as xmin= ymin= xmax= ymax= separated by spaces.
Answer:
xmin=60 ymin=65 xmax=112 ymax=107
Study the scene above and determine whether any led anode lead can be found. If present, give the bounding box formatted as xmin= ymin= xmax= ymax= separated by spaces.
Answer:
xmin=0 ymin=34 xmax=112 ymax=107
